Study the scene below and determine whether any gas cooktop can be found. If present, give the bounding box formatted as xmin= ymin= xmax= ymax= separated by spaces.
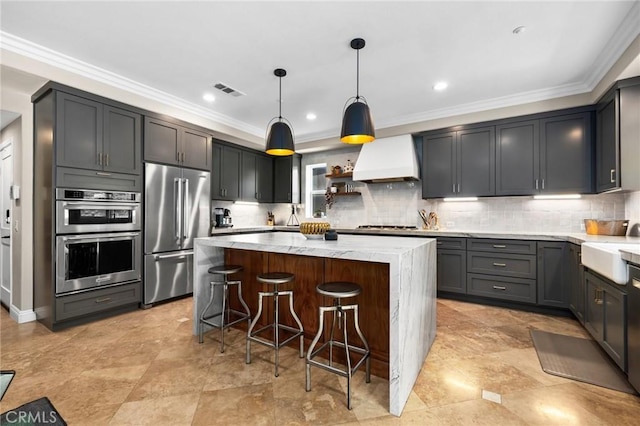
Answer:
xmin=357 ymin=225 xmax=418 ymax=230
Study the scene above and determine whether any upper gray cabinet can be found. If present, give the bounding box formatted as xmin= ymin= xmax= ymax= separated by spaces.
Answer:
xmin=212 ymin=143 xmax=241 ymax=201
xmin=496 ymin=112 xmax=593 ymax=196
xmin=144 ymin=117 xmax=212 ymax=171
xmin=56 ymin=92 xmax=141 ymax=175
xmin=273 ymin=155 xmax=301 ymax=203
xmin=422 ymin=126 xmax=495 ymax=198
xmin=596 ymin=77 xmax=640 ymax=192
xmin=256 ymin=154 xmax=274 ymax=202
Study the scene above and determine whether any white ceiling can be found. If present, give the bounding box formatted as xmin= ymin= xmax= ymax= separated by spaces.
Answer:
xmin=1 ymin=1 xmax=639 ymax=147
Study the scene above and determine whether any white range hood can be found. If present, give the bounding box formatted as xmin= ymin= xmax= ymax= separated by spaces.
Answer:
xmin=352 ymin=134 xmax=420 ymax=183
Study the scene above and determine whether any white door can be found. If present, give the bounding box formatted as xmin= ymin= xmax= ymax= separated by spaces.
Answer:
xmin=0 ymin=140 xmax=12 ymax=308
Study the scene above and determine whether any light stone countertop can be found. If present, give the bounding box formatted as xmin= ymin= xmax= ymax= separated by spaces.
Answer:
xmin=620 ymin=247 xmax=640 ymax=266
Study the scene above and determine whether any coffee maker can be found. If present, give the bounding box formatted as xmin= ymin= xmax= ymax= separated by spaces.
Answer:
xmin=214 ymin=208 xmax=233 ymax=228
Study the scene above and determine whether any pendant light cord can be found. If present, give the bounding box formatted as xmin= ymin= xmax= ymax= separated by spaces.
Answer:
xmin=356 ymin=48 xmax=360 ymax=100
xmin=278 ymin=76 xmax=283 ymax=119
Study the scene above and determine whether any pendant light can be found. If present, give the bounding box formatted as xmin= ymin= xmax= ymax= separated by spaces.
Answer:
xmin=265 ymin=68 xmax=295 ymax=156
xmin=340 ymin=38 xmax=375 ymax=144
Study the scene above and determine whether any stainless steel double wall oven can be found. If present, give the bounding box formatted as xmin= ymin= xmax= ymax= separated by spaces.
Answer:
xmin=55 ymin=188 xmax=142 ymax=295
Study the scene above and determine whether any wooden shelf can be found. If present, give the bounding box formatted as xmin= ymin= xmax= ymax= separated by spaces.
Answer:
xmin=326 ymin=172 xmax=353 ymax=178
xmin=334 ymin=191 xmax=361 ymax=196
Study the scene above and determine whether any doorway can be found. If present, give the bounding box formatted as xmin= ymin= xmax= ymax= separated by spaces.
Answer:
xmin=0 ymin=139 xmax=12 ymax=308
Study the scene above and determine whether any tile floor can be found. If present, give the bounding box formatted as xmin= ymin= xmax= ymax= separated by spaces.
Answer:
xmin=1 ymin=297 xmax=639 ymax=425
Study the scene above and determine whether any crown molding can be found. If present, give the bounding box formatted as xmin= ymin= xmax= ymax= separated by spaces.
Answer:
xmin=0 ymin=31 xmax=264 ymax=137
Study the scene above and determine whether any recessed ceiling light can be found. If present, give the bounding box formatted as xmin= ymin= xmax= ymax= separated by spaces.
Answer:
xmin=306 ymin=113 xmax=317 ymax=120
xmin=433 ymin=81 xmax=448 ymax=91
xmin=202 ymin=93 xmax=215 ymax=102
xmin=512 ymin=26 xmax=526 ymax=35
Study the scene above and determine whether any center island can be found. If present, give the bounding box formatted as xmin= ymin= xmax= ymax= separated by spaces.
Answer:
xmin=193 ymin=231 xmax=436 ymax=416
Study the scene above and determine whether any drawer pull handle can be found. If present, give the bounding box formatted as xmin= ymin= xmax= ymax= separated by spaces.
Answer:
xmin=95 ymin=297 xmax=112 ymax=304
xmin=493 ymin=245 xmax=506 ymax=248
xmin=493 ymin=263 xmax=507 ymax=267
xmin=492 ymin=285 xmax=507 ymax=290
xmin=633 ymin=278 xmax=640 ymax=289
xmin=96 ymin=172 xmax=112 ymax=176
xmin=437 ymin=241 xmax=443 ymax=245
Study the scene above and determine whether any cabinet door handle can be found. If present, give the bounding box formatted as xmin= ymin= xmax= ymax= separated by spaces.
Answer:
xmin=95 ymin=297 xmax=112 ymax=304
xmin=457 ymin=183 xmax=460 ymax=193
xmin=493 ymin=262 xmax=507 ymax=267
xmin=453 ymin=184 xmax=456 ymax=193
xmin=541 ymin=179 xmax=545 ymax=190
xmin=493 ymin=286 xmax=507 ymax=290
xmin=492 ymin=244 xmax=506 ymax=248
xmin=535 ymin=179 xmax=538 ymax=190
xmin=182 ymin=152 xmax=185 ymax=163
xmin=177 ymin=151 xmax=180 ymax=162
xmin=610 ymin=169 xmax=616 ymax=183
xmin=105 ymin=153 xmax=109 ymax=166
xmin=98 ymin=153 xmax=103 ymax=166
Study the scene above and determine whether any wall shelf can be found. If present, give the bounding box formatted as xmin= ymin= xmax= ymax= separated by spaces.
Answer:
xmin=326 ymin=172 xmax=353 ymax=178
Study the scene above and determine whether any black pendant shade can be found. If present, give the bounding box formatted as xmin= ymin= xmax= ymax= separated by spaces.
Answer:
xmin=266 ymin=68 xmax=295 ymax=156
xmin=340 ymin=38 xmax=375 ymax=144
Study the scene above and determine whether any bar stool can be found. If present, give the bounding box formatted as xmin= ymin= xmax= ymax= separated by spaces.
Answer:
xmin=199 ymin=264 xmax=251 ymax=353
xmin=306 ymin=281 xmax=371 ymax=410
xmin=246 ymin=272 xmax=304 ymax=377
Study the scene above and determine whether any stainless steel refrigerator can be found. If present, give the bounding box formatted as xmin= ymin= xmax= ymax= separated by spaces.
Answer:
xmin=144 ymin=163 xmax=210 ymax=305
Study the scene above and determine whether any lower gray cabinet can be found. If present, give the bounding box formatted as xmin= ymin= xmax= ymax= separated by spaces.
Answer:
xmin=537 ymin=242 xmax=569 ymax=308
xmin=436 ymin=238 xmax=467 ymax=294
xmin=55 ymin=281 xmax=141 ymax=322
xmin=568 ymin=244 xmax=585 ymax=324
xmin=584 ymin=270 xmax=627 ymax=371
xmin=467 ymin=274 xmax=537 ymax=304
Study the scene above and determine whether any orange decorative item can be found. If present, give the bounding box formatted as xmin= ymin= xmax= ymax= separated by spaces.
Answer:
xmin=584 ymin=219 xmax=629 ymax=236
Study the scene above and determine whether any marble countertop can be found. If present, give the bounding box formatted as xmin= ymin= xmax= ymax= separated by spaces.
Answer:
xmin=620 ymin=247 xmax=640 ymax=266
xmin=211 ymin=225 xmax=640 ymax=245
xmin=197 ymin=232 xmax=433 ymax=263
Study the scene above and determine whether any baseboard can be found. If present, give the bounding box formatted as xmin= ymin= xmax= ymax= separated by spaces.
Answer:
xmin=10 ymin=305 xmax=37 ymax=323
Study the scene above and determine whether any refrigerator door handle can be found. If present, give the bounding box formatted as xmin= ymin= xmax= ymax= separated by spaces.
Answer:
xmin=183 ymin=178 xmax=189 ymax=239
xmin=174 ymin=178 xmax=182 ymax=241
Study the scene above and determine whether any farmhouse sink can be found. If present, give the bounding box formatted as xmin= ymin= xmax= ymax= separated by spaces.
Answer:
xmin=582 ymin=242 xmax=640 ymax=285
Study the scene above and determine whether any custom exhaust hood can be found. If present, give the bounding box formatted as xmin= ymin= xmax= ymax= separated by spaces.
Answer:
xmin=352 ymin=135 xmax=420 ymax=183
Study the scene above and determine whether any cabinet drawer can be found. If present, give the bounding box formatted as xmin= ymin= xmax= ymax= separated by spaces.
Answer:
xmin=436 ymin=238 xmax=466 ymax=250
xmin=467 ymin=239 xmax=536 ymax=254
xmin=468 ymin=252 xmax=536 ymax=279
xmin=56 ymin=167 xmax=142 ymax=191
xmin=56 ymin=281 xmax=141 ymax=321
xmin=467 ymin=274 xmax=537 ymax=304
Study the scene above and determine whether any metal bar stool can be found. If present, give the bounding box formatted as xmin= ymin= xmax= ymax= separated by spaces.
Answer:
xmin=246 ymin=272 xmax=304 ymax=377
xmin=199 ymin=264 xmax=251 ymax=353
xmin=306 ymin=281 xmax=371 ymax=410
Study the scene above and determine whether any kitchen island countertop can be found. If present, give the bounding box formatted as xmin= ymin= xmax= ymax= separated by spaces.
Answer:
xmin=194 ymin=232 xmax=436 ymax=416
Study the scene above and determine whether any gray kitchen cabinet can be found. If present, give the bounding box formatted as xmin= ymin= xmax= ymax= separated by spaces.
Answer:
xmin=495 ymin=120 xmax=539 ymax=196
xmin=144 ymin=117 xmax=212 ymax=171
xmin=584 ymin=270 xmax=627 ymax=371
xmin=568 ymin=243 xmax=585 ymax=324
xmin=495 ymin=112 xmax=593 ymax=195
xmin=273 ymin=154 xmax=301 ymax=203
xmin=595 ymin=77 xmax=640 ymax=192
xmin=537 ymin=242 xmax=569 ymax=308
xmin=56 ymin=93 xmax=141 ymax=175
xmin=423 ymin=127 xmax=495 ymax=198
xmin=55 ymin=281 xmax=141 ymax=322
xmin=212 ymin=143 xmax=241 ymax=201
xmin=466 ymin=238 xmax=537 ymax=305
xmin=256 ymin=154 xmax=274 ymax=202
xmin=540 ymin=113 xmax=592 ymax=194
xmin=436 ymin=238 xmax=467 ymax=294
xmin=57 ymin=167 xmax=142 ymax=192
xmin=240 ymin=150 xmax=273 ymax=202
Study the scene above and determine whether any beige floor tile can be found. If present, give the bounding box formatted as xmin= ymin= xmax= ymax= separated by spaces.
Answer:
xmin=126 ymin=357 xmax=211 ymax=401
xmin=109 ymin=393 xmax=200 ymax=426
xmin=192 ymin=384 xmax=275 ymax=426
xmin=412 ymin=357 xmax=481 ymax=408
xmin=423 ymin=399 xmax=528 ymax=425
xmin=487 ymin=348 xmax=573 ymax=386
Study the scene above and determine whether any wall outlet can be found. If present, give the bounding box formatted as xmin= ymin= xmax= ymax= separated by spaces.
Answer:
xmin=446 ymin=221 xmax=455 ymax=228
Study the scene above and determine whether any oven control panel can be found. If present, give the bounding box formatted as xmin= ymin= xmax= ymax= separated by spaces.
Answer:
xmin=57 ymin=188 xmax=140 ymax=202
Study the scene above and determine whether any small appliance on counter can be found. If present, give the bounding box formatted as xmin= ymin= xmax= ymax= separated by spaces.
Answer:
xmin=214 ymin=207 xmax=233 ymax=228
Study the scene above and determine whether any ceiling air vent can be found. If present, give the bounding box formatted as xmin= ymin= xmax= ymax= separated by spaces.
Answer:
xmin=213 ymin=82 xmax=246 ymax=97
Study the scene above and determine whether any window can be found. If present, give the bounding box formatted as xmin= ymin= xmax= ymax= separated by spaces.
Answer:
xmin=305 ymin=163 xmax=327 ymax=218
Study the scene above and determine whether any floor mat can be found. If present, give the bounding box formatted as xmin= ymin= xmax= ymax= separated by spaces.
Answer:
xmin=530 ymin=329 xmax=637 ymax=395
xmin=0 ymin=396 xmax=67 ymax=425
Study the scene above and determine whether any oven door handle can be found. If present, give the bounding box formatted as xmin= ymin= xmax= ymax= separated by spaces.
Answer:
xmin=154 ymin=252 xmax=193 ymax=261
xmin=59 ymin=232 xmax=140 ymax=243
xmin=60 ymin=201 xmax=139 ymax=210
